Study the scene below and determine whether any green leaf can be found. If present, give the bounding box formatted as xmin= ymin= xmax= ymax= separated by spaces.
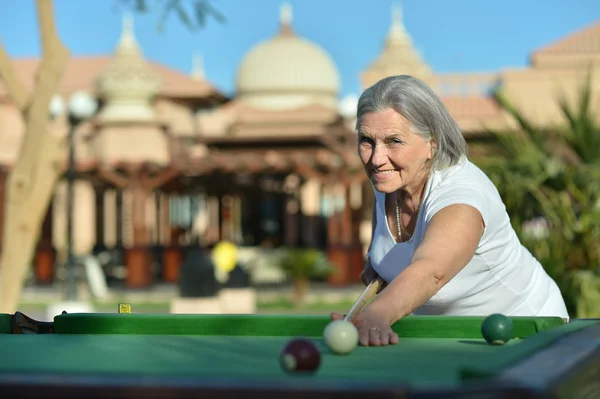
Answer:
xmin=116 ymin=0 xmax=225 ymax=32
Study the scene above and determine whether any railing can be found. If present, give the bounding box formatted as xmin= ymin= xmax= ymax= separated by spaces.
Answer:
xmin=435 ymin=73 xmax=501 ymax=97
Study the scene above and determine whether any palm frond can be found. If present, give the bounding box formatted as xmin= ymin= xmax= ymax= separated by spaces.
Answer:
xmin=493 ymin=89 xmax=548 ymax=150
xmin=116 ymin=0 xmax=225 ymax=31
xmin=556 ymin=66 xmax=600 ymax=164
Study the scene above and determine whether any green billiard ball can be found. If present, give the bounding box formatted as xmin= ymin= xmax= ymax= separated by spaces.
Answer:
xmin=481 ymin=314 xmax=513 ymax=345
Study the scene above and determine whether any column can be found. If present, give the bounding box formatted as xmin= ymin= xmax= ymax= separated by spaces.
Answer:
xmin=283 ymin=194 xmax=299 ymax=246
xmin=125 ymin=182 xmax=152 ymax=288
xmin=116 ymin=189 xmax=123 ymax=246
xmin=163 ymin=193 xmax=182 ymax=283
xmin=343 ymin=182 xmax=364 ymax=282
xmin=220 ymin=195 xmax=233 ymax=242
xmin=326 ymin=181 xmax=354 ymax=286
xmin=93 ymin=185 xmax=106 ymax=251
xmin=300 ymin=179 xmax=321 ymax=248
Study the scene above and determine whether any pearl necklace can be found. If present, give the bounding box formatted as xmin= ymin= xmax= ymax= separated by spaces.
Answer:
xmin=395 ymin=197 xmax=421 ymax=242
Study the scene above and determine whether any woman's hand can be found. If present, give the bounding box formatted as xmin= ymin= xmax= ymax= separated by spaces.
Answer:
xmin=330 ymin=305 xmax=399 ymax=346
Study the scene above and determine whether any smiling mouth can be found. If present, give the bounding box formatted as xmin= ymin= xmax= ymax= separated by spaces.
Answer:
xmin=372 ymin=169 xmax=397 ymax=175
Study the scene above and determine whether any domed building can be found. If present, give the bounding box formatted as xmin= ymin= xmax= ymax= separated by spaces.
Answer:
xmin=0 ymin=3 xmax=598 ymax=292
xmin=189 ymin=3 xmax=366 ymax=285
xmin=235 ymin=4 xmax=340 ymax=111
xmin=0 ymin=3 xmax=367 ymax=290
xmin=0 ymin=13 xmax=229 ymax=289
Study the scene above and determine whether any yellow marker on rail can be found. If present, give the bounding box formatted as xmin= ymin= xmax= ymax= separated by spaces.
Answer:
xmin=118 ymin=303 xmax=131 ymax=314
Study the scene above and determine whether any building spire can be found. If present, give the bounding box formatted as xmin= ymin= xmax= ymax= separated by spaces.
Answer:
xmin=359 ymin=1 xmax=433 ymax=89
xmin=389 ymin=2 xmax=408 ymax=41
xmin=278 ymin=2 xmax=294 ymax=36
xmin=96 ymin=12 xmax=161 ymax=122
xmin=280 ymin=2 xmax=292 ymax=25
xmin=116 ymin=13 xmax=141 ymax=57
xmin=123 ymin=12 xmax=133 ymax=32
xmin=191 ymin=52 xmax=205 ymax=80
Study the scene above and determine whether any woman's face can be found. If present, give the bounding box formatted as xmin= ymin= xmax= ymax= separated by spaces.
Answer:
xmin=357 ymin=108 xmax=434 ymax=194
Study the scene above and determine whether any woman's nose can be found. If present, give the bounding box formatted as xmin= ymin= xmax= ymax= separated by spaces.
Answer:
xmin=371 ymin=145 xmax=387 ymax=166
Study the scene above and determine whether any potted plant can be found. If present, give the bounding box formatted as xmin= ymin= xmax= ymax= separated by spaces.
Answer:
xmin=277 ymin=248 xmax=334 ymax=308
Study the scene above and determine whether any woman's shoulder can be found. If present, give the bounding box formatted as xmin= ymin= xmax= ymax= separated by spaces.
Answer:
xmin=430 ymin=157 xmax=499 ymax=196
xmin=423 ymin=158 xmax=504 ymax=224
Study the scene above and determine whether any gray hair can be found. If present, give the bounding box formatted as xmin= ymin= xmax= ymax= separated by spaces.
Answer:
xmin=356 ymin=75 xmax=468 ymax=170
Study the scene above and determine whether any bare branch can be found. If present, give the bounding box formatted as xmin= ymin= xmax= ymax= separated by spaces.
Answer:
xmin=15 ymin=0 xmax=70 ymax=195
xmin=98 ymin=168 xmax=130 ymax=189
xmin=143 ymin=166 xmax=180 ymax=189
xmin=37 ymin=0 xmax=64 ymax=58
xmin=0 ymin=40 xmax=28 ymax=109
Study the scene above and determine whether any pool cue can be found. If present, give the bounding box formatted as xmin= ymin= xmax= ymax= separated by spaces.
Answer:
xmin=343 ymin=277 xmax=385 ymax=322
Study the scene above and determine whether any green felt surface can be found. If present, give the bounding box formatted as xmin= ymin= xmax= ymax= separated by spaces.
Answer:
xmin=0 ymin=321 xmax=595 ymax=389
xmin=0 ymin=314 xmax=592 ymax=389
xmin=462 ymin=319 xmax=599 ymax=379
xmin=52 ymin=313 xmax=565 ymax=338
xmin=0 ymin=335 xmax=521 ymax=388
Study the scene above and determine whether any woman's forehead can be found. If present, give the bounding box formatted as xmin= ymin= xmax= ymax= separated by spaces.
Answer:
xmin=358 ymin=116 xmax=411 ymax=138
xmin=358 ymin=127 xmax=409 ymax=139
xmin=359 ymin=109 xmax=409 ymax=129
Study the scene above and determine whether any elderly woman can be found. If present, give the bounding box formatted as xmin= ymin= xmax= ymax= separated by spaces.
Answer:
xmin=332 ymin=75 xmax=568 ymax=347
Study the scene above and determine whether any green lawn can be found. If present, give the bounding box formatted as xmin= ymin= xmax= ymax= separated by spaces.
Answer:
xmin=16 ymin=298 xmax=356 ymax=315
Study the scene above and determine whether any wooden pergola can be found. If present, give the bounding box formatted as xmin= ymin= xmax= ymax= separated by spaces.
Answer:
xmin=31 ymin=116 xmax=370 ymax=288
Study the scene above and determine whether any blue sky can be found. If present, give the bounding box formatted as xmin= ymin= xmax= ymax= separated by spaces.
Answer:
xmin=1 ymin=0 xmax=599 ymax=97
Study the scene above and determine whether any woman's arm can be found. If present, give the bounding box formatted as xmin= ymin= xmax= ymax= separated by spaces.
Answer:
xmin=366 ymin=203 xmax=485 ymax=324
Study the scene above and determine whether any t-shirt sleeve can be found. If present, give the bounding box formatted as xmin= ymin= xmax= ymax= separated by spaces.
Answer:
xmin=424 ymin=183 xmax=489 ymax=227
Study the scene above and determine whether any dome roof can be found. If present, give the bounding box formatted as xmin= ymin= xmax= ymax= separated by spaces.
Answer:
xmin=236 ymin=4 xmax=340 ymax=110
xmin=96 ymin=15 xmax=161 ymax=122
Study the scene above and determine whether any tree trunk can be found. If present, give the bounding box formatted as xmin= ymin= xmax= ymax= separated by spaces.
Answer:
xmin=292 ymin=277 xmax=310 ymax=308
xmin=0 ymin=0 xmax=69 ymax=313
xmin=0 ymin=134 xmax=63 ymax=312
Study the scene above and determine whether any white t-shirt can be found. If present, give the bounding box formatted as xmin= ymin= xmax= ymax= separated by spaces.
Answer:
xmin=369 ymin=156 xmax=569 ymax=319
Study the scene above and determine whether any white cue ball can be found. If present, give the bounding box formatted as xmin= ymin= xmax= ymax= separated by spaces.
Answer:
xmin=323 ymin=320 xmax=359 ymax=354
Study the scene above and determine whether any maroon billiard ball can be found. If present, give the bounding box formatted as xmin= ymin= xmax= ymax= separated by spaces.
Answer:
xmin=279 ymin=338 xmax=321 ymax=373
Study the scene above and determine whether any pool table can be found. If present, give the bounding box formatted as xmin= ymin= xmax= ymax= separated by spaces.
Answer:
xmin=1 ymin=310 xmax=600 ymax=398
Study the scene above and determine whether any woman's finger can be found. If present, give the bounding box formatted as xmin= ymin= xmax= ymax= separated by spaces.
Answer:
xmin=330 ymin=312 xmax=343 ymax=321
xmin=359 ymin=327 xmax=370 ymax=346
xmin=369 ymin=327 xmax=382 ymax=346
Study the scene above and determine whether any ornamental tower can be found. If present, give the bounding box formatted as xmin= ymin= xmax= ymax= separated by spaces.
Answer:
xmin=360 ymin=3 xmax=433 ymax=89
xmin=96 ymin=15 xmax=161 ymax=122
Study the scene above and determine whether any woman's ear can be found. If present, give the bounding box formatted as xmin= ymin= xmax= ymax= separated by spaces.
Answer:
xmin=428 ymin=140 xmax=436 ymax=160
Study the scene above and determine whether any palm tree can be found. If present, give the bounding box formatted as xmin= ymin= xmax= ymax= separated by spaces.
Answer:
xmin=476 ymin=68 xmax=600 ymax=316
